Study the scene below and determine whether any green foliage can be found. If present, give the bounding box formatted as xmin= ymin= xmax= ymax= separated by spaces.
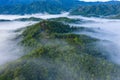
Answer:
xmin=0 ymin=20 xmax=120 ymax=80
xmin=0 ymin=0 xmax=79 ymax=15
xmin=0 ymin=2 xmax=61 ymax=14
xmin=0 ymin=19 xmax=11 ymax=22
xmin=1 ymin=0 xmax=120 ymax=16
xmin=70 ymin=4 xmax=120 ymax=17
xmin=49 ymin=17 xmax=81 ymax=23
xmin=108 ymin=14 xmax=120 ymax=19
xmin=14 ymin=17 xmax=42 ymax=21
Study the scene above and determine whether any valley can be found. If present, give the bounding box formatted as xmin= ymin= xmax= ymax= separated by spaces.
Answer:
xmin=0 ymin=13 xmax=120 ymax=80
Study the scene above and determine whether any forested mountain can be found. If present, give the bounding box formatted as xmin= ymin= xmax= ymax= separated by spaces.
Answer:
xmin=0 ymin=0 xmax=40 ymax=5
xmin=1 ymin=0 xmax=120 ymax=16
xmin=0 ymin=1 xmax=120 ymax=80
xmin=0 ymin=20 xmax=120 ymax=80
xmin=0 ymin=0 xmax=80 ymax=14
xmin=70 ymin=3 xmax=120 ymax=17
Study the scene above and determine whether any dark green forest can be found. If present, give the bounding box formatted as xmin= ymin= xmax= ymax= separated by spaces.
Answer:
xmin=0 ymin=0 xmax=79 ymax=14
xmin=70 ymin=4 xmax=120 ymax=17
xmin=0 ymin=20 xmax=120 ymax=80
xmin=0 ymin=0 xmax=120 ymax=80
xmin=1 ymin=0 xmax=120 ymax=17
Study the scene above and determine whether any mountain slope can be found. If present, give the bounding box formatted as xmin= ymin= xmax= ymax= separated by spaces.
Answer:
xmin=0 ymin=20 xmax=120 ymax=80
xmin=0 ymin=0 xmax=40 ymax=5
xmin=0 ymin=0 xmax=80 ymax=14
xmin=70 ymin=3 xmax=120 ymax=17
xmin=1 ymin=0 xmax=120 ymax=15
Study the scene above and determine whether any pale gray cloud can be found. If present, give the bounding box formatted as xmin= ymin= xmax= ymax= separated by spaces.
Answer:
xmin=80 ymin=0 xmax=119 ymax=2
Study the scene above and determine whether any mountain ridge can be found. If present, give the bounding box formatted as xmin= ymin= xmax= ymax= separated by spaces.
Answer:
xmin=0 ymin=0 xmax=120 ymax=17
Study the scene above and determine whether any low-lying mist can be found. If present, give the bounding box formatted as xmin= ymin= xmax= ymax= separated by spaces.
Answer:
xmin=0 ymin=13 xmax=69 ymax=20
xmin=0 ymin=21 xmax=36 ymax=65
xmin=71 ymin=17 xmax=120 ymax=65
xmin=0 ymin=13 xmax=70 ymax=66
xmin=0 ymin=12 xmax=120 ymax=66
xmin=0 ymin=13 xmax=120 ymax=80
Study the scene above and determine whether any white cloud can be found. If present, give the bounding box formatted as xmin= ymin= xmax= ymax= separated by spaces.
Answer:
xmin=80 ymin=0 xmax=118 ymax=2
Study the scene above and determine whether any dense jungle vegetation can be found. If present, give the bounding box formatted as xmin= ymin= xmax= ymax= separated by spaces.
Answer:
xmin=0 ymin=20 xmax=120 ymax=80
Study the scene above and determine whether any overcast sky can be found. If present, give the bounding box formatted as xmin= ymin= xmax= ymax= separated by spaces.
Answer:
xmin=81 ymin=0 xmax=119 ymax=2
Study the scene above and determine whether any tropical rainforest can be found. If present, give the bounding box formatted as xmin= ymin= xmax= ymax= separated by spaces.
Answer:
xmin=0 ymin=19 xmax=120 ymax=80
xmin=0 ymin=0 xmax=120 ymax=17
xmin=0 ymin=0 xmax=120 ymax=80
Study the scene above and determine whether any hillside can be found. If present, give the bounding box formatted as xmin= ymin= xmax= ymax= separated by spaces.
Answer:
xmin=70 ymin=3 xmax=120 ymax=17
xmin=0 ymin=0 xmax=40 ymax=5
xmin=0 ymin=0 xmax=79 ymax=14
xmin=0 ymin=20 xmax=120 ymax=80
xmin=108 ymin=14 xmax=120 ymax=19
xmin=1 ymin=0 xmax=120 ymax=16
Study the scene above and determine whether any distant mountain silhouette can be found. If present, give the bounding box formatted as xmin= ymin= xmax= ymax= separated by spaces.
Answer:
xmin=0 ymin=0 xmax=120 ymax=16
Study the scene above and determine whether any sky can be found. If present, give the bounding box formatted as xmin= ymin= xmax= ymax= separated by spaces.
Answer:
xmin=81 ymin=0 xmax=119 ymax=2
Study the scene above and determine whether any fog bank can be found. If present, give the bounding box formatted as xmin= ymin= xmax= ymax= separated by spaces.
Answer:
xmin=71 ymin=16 xmax=120 ymax=65
xmin=0 ymin=13 xmax=120 ymax=65
xmin=0 ymin=21 xmax=35 ymax=65
xmin=0 ymin=13 xmax=69 ymax=20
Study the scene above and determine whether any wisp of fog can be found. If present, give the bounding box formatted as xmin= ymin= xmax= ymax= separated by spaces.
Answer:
xmin=0 ymin=13 xmax=69 ymax=20
xmin=0 ymin=13 xmax=120 ymax=66
xmin=0 ymin=13 xmax=69 ymax=66
xmin=70 ymin=16 xmax=120 ymax=65
xmin=0 ymin=21 xmax=36 ymax=65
